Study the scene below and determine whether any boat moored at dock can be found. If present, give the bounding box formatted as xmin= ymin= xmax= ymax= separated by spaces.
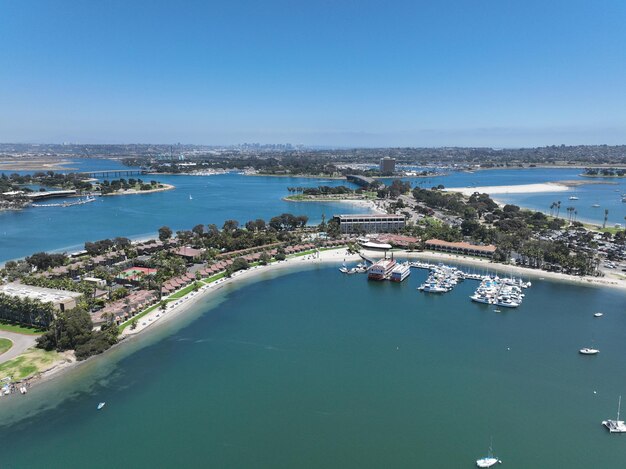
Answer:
xmin=368 ymin=258 xmax=397 ymax=280
xmin=390 ymin=262 xmax=411 ymax=282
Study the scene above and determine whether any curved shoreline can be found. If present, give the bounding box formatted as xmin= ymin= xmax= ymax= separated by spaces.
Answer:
xmin=4 ymin=245 xmax=625 ymax=403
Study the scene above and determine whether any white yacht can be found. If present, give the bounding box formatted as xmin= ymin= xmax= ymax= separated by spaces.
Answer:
xmin=419 ymin=283 xmax=448 ymax=293
xmin=476 ymin=440 xmax=501 ymax=467
xmin=603 ymin=396 xmax=626 ymax=433
xmin=495 ymin=297 xmax=521 ymax=308
xmin=390 ymin=263 xmax=411 ymax=282
xmin=97 ymin=402 xmax=106 ymax=410
xmin=471 ymin=294 xmax=494 ymax=304
xmin=594 ymin=312 xmax=604 ymax=318
xmin=579 ymin=347 xmax=599 ymax=355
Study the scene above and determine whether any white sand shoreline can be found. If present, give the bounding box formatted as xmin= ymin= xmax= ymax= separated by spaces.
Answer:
xmin=444 ymin=182 xmax=570 ymax=196
xmin=8 ymin=246 xmax=626 ymax=399
xmin=283 ymin=197 xmax=386 ymax=214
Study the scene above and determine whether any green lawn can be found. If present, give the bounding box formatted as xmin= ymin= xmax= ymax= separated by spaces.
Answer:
xmin=169 ymin=281 xmax=203 ymax=299
xmin=0 ymin=348 xmax=60 ymax=381
xmin=202 ymin=272 xmax=227 ymax=284
xmin=0 ymin=321 xmax=44 ymax=336
xmin=118 ymin=302 xmax=167 ymax=332
xmin=0 ymin=338 xmax=13 ymax=355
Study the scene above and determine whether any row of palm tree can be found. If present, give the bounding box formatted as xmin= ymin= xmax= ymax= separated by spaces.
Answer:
xmin=549 ymin=202 xmax=618 ymax=231
xmin=0 ymin=293 xmax=55 ymax=328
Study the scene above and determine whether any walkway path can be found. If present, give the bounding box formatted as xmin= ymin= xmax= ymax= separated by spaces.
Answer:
xmin=0 ymin=331 xmax=39 ymax=365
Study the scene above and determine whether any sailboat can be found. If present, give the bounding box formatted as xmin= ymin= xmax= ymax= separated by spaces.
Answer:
xmin=189 ymin=195 xmax=193 ymax=200
xmin=602 ymin=396 xmax=626 ymax=433
xmin=476 ymin=438 xmax=502 ymax=467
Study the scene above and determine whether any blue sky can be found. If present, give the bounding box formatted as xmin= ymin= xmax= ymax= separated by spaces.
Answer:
xmin=0 ymin=0 xmax=625 ymax=147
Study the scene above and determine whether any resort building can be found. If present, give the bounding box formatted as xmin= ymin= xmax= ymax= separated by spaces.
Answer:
xmin=172 ymin=246 xmax=204 ymax=262
xmin=0 ymin=283 xmax=82 ymax=311
xmin=424 ymin=239 xmax=497 ymax=258
xmin=333 ymin=214 xmax=405 ymax=234
xmin=376 ymin=234 xmax=420 ymax=248
xmin=379 ymin=157 xmax=396 ymax=173
xmin=82 ymin=277 xmax=107 ymax=288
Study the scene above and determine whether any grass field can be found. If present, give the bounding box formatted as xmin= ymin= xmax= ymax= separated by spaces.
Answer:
xmin=0 ymin=338 xmax=13 ymax=355
xmin=0 ymin=321 xmax=44 ymax=336
xmin=0 ymin=348 xmax=61 ymax=381
xmin=169 ymin=281 xmax=203 ymax=299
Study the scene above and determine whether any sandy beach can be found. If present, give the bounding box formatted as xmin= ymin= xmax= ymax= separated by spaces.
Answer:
xmin=124 ymin=246 xmax=626 ymax=339
xmin=6 ymin=245 xmax=625 ymax=397
xmin=284 ymin=197 xmax=387 ymax=214
xmin=444 ymin=182 xmax=570 ymax=197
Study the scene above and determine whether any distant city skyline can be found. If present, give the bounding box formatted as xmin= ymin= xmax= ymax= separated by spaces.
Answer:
xmin=1 ymin=1 xmax=625 ymax=147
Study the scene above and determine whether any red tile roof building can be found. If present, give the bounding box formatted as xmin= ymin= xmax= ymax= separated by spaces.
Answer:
xmin=424 ymin=239 xmax=497 ymax=257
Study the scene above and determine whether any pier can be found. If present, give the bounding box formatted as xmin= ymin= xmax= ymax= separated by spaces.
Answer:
xmin=31 ymin=196 xmax=97 ymax=208
xmin=25 ymin=190 xmax=77 ymax=201
xmin=346 ymin=174 xmax=379 ymax=187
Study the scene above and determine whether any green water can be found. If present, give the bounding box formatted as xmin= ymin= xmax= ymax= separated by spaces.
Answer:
xmin=1 ymin=264 xmax=626 ymax=468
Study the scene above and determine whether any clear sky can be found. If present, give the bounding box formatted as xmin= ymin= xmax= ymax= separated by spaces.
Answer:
xmin=0 ymin=0 xmax=625 ymax=147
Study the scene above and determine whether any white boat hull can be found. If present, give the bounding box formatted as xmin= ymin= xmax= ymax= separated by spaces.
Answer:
xmin=476 ymin=457 xmax=500 ymax=467
xmin=603 ymin=419 xmax=626 ymax=433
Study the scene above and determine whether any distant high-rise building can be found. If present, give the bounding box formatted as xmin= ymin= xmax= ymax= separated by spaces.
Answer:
xmin=379 ymin=157 xmax=396 ymax=174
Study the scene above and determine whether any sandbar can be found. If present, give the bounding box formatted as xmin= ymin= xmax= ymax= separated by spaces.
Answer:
xmin=444 ymin=183 xmax=569 ymax=196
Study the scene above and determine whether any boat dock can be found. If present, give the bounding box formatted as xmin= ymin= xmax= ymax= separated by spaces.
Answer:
xmin=31 ymin=196 xmax=97 ymax=208
xmin=341 ymin=258 xmax=532 ymax=305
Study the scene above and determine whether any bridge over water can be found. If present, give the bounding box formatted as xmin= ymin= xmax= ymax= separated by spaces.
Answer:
xmin=80 ymin=169 xmax=147 ymax=178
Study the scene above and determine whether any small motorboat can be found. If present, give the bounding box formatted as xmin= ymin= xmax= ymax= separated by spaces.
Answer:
xmin=97 ymin=402 xmax=106 ymax=410
xmin=592 ymin=204 xmax=600 ymax=208
xmin=569 ymin=195 xmax=579 ymax=200
xmin=579 ymin=348 xmax=599 ymax=355
xmin=594 ymin=312 xmax=604 ymax=318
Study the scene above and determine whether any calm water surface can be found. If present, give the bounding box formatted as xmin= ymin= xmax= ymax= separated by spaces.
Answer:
xmin=1 ymin=264 xmax=625 ymax=468
xmin=2 ymin=162 xmax=625 ymax=263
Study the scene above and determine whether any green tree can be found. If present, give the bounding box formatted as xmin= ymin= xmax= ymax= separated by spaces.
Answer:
xmin=158 ymin=226 xmax=173 ymax=242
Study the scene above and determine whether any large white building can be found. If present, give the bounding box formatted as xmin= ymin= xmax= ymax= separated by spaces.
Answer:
xmin=0 ymin=283 xmax=82 ymax=311
xmin=333 ymin=214 xmax=405 ymax=234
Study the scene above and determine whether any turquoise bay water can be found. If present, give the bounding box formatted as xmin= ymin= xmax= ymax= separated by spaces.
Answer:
xmin=2 ymin=161 xmax=625 ymax=263
xmin=0 ymin=173 xmax=364 ymax=262
xmin=1 ymin=264 xmax=625 ymax=468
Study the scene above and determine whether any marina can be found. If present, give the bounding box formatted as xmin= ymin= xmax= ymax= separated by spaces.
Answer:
xmin=1 ymin=263 xmax=625 ymax=468
xmin=344 ymin=257 xmax=533 ymax=306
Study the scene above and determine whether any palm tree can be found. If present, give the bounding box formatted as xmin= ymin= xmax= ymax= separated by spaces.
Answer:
xmin=603 ymin=209 xmax=609 ymax=229
xmin=556 ymin=201 xmax=561 ymax=218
